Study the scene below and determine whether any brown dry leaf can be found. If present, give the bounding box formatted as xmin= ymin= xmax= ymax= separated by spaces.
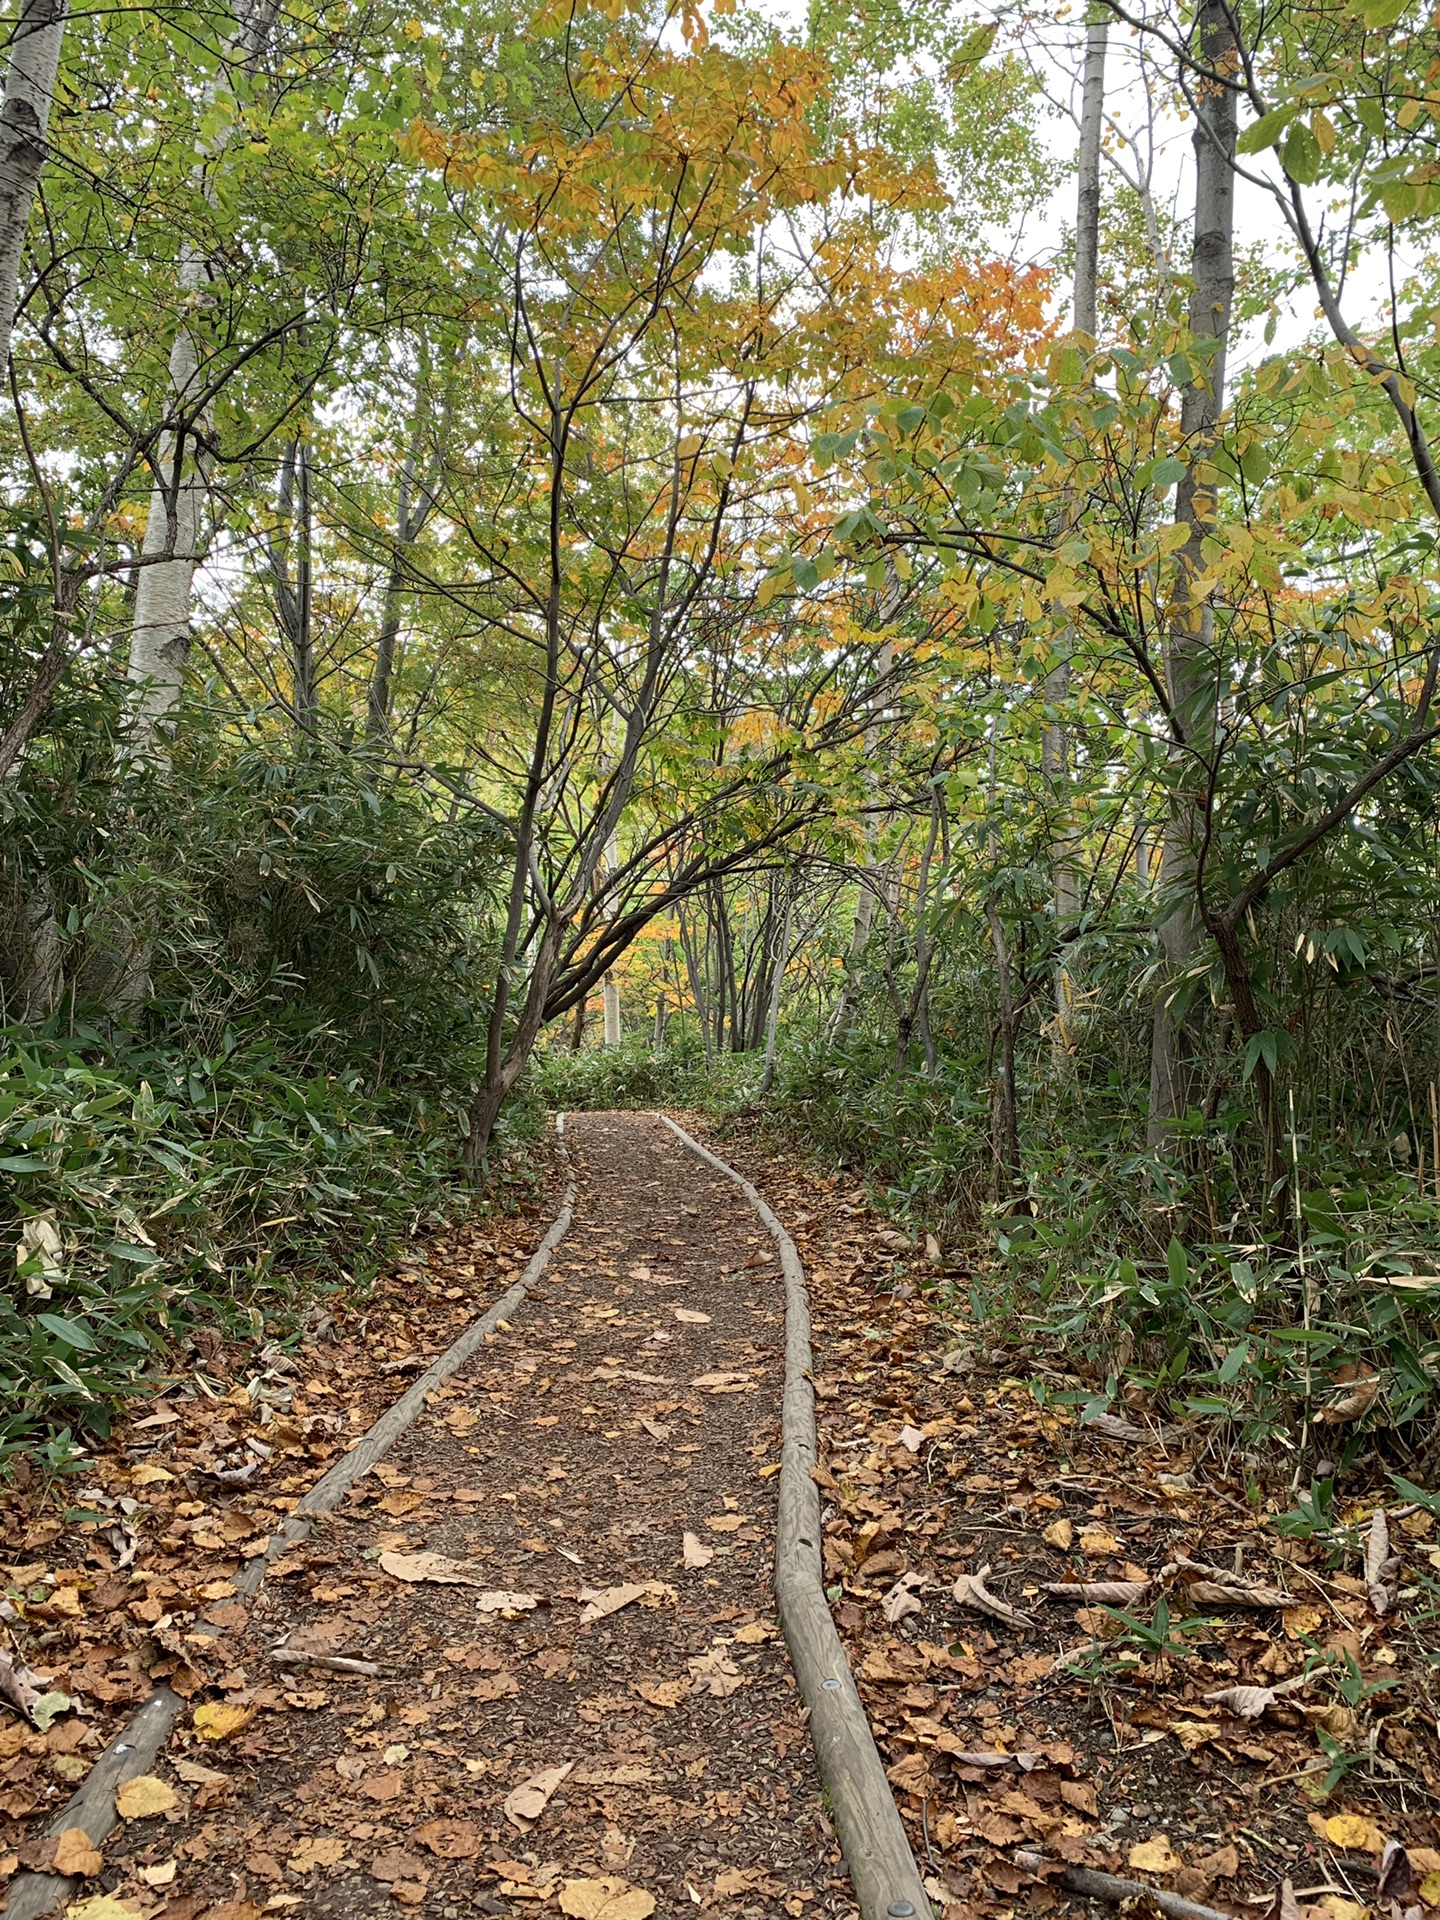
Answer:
xmin=1197 ymin=1845 xmax=1239 ymax=1881
xmin=1365 ymin=1509 xmax=1394 ymax=1615
xmin=1203 ymin=1679 xmax=1306 ymax=1718
xmin=53 ymin=1827 xmax=103 ymax=1877
xmin=640 ymin=1418 xmax=672 ymax=1442
xmin=61 ymin=1900 xmax=145 ymax=1920
xmin=1283 ymin=1603 xmax=1324 ymax=1638
xmin=378 ymin=1550 xmax=491 ymax=1588
xmin=673 ymin=1309 xmax=711 ymax=1325
xmin=953 ymin=1564 xmax=1032 ymax=1628
xmin=114 ymin=1774 xmax=177 ymax=1819
xmin=635 ymin=1678 xmax=689 ymax=1709
xmin=191 ymin=1701 xmax=255 ymax=1743
xmin=897 ymin=1424 xmax=925 ymax=1453
xmin=732 ymin=1622 xmax=774 ymax=1644
xmin=1043 ymin=1579 xmax=1150 ymax=1605
xmin=1271 ymin=1881 xmax=1303 ymax=1920
xmin=705 ymin=1513 xmax=745 ymax=1533
xmin=288 ymin=1836 xmax=346 ymax=1872
xmin=882 ymin=1574 xmax=925 ymax=1624
xmin=688 ymin=1645 xmax=746 ymax=1698
xmin=172 ymin=1757 xmax=228 ymax=1788
xmin=476 ymin=1589 xmax=541 ymax=1614
xmin=558 ymin=1878 xmax=656 ymax=1920
xmin=414 ymin=1818 xmax=480 ymax=1860
xmin=1128 ymin=1836 xmax=1182 ymax=1874
xmin=1319 ymin=1366 xmax=1381 ymax=1425
xmin=682 ymin=1532 xmax=714 ymax=1569
xmin=1184 ymin=1576 xmax=1290 ymax=1608
xmin=578 ymin=1582 xmax=674 ymax=1623
xmin=691 ymin=1370 xmax=751 ymax=1391
xmin=503 ymin=1760 xmax=574 ymax=1830
xmin=370 ymin=1849 xmax=430 ymax=1885
xmin=1042 ymin=1517 xmax=1074 ymax=1550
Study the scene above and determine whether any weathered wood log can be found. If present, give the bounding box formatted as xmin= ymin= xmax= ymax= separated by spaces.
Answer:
xmin=660 ymin=1115 xmax=934 ymax=1920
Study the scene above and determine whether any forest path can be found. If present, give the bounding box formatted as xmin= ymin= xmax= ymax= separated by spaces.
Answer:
xmin=96 ymin=1111 xmax=854 ymax=1920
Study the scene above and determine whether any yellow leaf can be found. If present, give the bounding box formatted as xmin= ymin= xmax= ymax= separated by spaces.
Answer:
xmin=1042 ymin=1517 xmax=1073 ymax=1550
xmin=1128 ymin=1836 xmax=1182 ymax=1873
xmin=52 ymin=1828 xmax=103 ymax=1877
xmin=1079 ymin=1528 xmax=1119 ymax=1555
xmin=64 ymin=1900 xmax=144 ymax=1920
xmin=1417 ymin=1869 xmax=1440 ymax=1907
xmin=559 ymin=1879 xmax=657 ymax=1920
xmin=1319 ymin=1901 xmax=1369 ymax=1920
xmin=191 ymin=1701 xmax=256 ymax=1743
xmin=1324 ymin=1815 xmax=1385 ymax=1853
xmin=288 ymin=1835 xmax=346 ymax=1872
xmin=115 ymin=1775 xmax=177 ymax=1819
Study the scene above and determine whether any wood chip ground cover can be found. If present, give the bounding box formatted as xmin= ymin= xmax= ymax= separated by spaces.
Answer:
xmin=2 ymin=1109 xmax=1437 ymax=1920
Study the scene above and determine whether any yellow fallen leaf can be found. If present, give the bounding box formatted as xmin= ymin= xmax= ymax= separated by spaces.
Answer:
xmin=634 ymin=1679 xmax=689 ymax=1709
xmin=1128 ymin=1836 xmax=1182 ymax=1874
xmin=289 ymin=1835 xmax=346 ymax=1872
xmin=1079 ymin=1528 xmax=1120 ymax=1555
xmin=558 ymin=1878 xmax=657 ymax=1920
xmin=64 ymin=1900 xmax=144 ymax=1920
xmin=1319 ymin=1900 xmax=1369 ymax=1920
xmin=733 ymin=1622 xmax=774 ymax=1644
xmin=52 ymin=1828 xmax=103 ymax=1877
xmin=1169 ymin=1722 xmax=1213 ymax=1752
xmin=1042 ymin=1517 xmax=1073 ymax=1550
xmin=1283 ymin=1604 xmax=1324 ymax=1639
xmin=1324 ymin=1814 xmax=1385 ymax=1854
xmin=1417 ymin=1869 xmax=1440 ymax=1908
xmin=192 ymin=1701 xmax=256 ymax=1743
xmin=115 ymin=1775 xmax=177 ymax=1820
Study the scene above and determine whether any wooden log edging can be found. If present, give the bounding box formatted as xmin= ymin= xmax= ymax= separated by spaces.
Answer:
xmin=658 ymin=1115 xmax=934 ymax=1920
xmin=4 ymin=1117 xmax=577 ymax=1920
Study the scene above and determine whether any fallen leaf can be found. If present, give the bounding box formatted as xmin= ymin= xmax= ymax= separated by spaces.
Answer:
xmin=688 ymin=1645 xmax=746 ymax=1698
xmin=62 ymin=1900 xmax=144 ymax=1920
xmin=682 ymin=1532 xmax=714 ymax=1569
xmin=673 ymin=1309 xmax=711 ymax=1325
xmin=378 ymin=1550 xmax=492 ymax=1588
xmin=137 ymin=1860 xmax=178 ymax=1887
xmin=1324 ymin=1814 xmax=1386 ymax=1853
xmin=370 ymin=1849 xmax=430 ymax=1885
xmin=115 ymin=1775 xmax=178 ymax=1819
xmin=578 ymin=1582 xmax=675 ymax=1622
xmin=1043 ymin=1579 xmax=1151 ymax=1605
xmin=1079 ymin=1528 xmax=1120 ymax=1555
xmin=882 ymin=1573 xmax=925 ymax=1624
xmin=503 ymin=1761 xmax=573 ymax=1829
xmin=288 ymin=1836 xmax=346 ymax=1872
xmin=1128 ymin=1836 xmax=1182 ymax=1874
xmin=953 ymin=1564 xmax=1032 ymax=1627
xmin=1042 ymin=1517 xmax=1074 ymax=1550
xmin=705 ymin=1515 xmax=745 ymax=1533
xmin=172 ymin=1758 xmax=229 ymax=1788
xmin=732 ymin=1622 xmax=774 ymax=1644
xmin=476 ymin=1589 xmax=541 ymax=1614
xmin=558 ymin=1876 xmax=656 ymax=1919
xmin=635 ymin=1678 xmax=689 ymax=1709
xmin=53 ymin=1827 xmax=103 ymax=1877
xmin=897 ymin=1425 xmax=925 ymax=1453
xmin=414 ymin=1818 xmax=480 ymax=1860
xmin=192 ymin=1702 xmax=255 ymax=1744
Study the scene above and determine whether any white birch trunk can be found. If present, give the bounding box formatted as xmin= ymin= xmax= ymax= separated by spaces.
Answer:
xmin=126 ymin=250 xmax=210 ymax=742
xmin=0 ymin=0 xmax=65 ymax=371
xmin=602 ymin=971 xmax=622 ymax=1047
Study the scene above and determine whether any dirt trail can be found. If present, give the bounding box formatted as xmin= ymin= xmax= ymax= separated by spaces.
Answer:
xmin=92 ymin=1112 xmax=855 ymax=1920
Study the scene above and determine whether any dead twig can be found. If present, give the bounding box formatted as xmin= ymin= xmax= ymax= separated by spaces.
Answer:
xmin=1013 ymin=1852 xmax=1236 ymax=1920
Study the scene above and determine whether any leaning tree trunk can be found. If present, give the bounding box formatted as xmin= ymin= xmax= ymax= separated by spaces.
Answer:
xmin=1147 ymin=0 xmax=1235 ymax=1147
xmin=0 ymin=0 xmax=66 ymax=372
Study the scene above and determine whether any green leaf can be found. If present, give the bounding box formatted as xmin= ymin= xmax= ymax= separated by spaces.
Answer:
xmin=1218 ymin=1341 xmax=1250 ymax=1384
xmin=1166 ymin=1237 xmax=1189 ymax=1291
xmin=1282 ymin=123 xmax=1323 ymax=185
xmin=1236 ymin=105 xmax=1298 ymax=155
xmin=35 ymin=1314 xmax=98 ymax=1353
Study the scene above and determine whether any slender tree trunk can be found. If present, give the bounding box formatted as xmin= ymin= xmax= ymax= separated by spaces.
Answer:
xmin=602 ymin=971 xmax=622 ymax=1047
xmin=677 ymin=900 xmax=712 ymax=1068
xmin=758 ymin=878 xmax=794 ymax=1097
xmin=1147 ymin=0 xmax=1235 ymax=1147
xmin=984 ymin=896 xmax=1022 ymax=1192
xmin=832 ymin=631 xmax=894 ymax=1038
xmin=1045 ymin=15 xmax=1107 ymax=1062
xmin=0 ymin=0 xmax=65 ymax=373
xmin=652 ymin=991 xmax=667 ymax=1055
xmin=570 ymin=994 xmax=586 ymax=1053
